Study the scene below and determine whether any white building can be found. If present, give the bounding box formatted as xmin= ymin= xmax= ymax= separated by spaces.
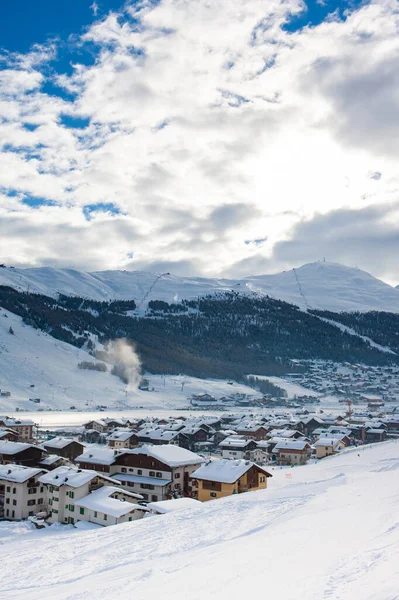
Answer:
xmin=74 ymin=485 xmax=147 ymax=526
xmin=0 ymin=464 xmax=46 ymax=520
xmin=39 ymin=466 xmax=126 ymax=525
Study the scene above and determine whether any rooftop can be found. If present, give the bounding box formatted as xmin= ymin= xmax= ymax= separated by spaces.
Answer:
xmin=127 ymin=445 xmax=204 ymax=467
xmin=191 ymin=459 xmax=271 ymax=484
xmin=0 ymin=464 xmax=44 ymax=483
xmin=39 ymin=466 xmax=119 ymax=488
xmin=74 ymin=486 xmax=146 ymax=518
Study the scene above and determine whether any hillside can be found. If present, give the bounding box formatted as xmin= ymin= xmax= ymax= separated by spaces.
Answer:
xmin=0 ymin=308 xmax=262 ymax=411
xmin=1 ymin=261 xmax=398 ymax=313
xmin=0 ymin=441 xmax=398 ymax=600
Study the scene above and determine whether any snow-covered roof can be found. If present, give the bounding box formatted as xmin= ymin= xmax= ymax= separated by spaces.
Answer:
xmin=128 ymin=445 xmax=204 ymax=467
xmin=0 ymin=417 xmax=34 ymax=426
xmin=273 ymin=440 xmax=310 ymax=451
xmin=106 ymin=430 xmax=135 ymax=441
xmin=147 ymin=498 xmax=203 ymax=514
xmin=39 ymin=466 xmax=119 ymax=488
xmin=74 ymin=486 xmax=146 ymax=518
xmin=139 ymin=429 xmax=180 ymax=441
xmin=75 ymin=448 xmax=118 ymax=465
xmin=40 ymin=454 xmax=62 ymax=466
xmin=219 ymin=437 xmax=253 ymax=448
xmin=314 ymin=439 xmax=344 ymax=447
xmin=43 ymin=437 xmax=80 ymax=449
xmin=0 ymin=441 xmax=36 ymax=454
xmin=0 ymin=464 xmax=44 ymax=483
xmin=191 ymin=459 xmax=271 ymax=484
xmin=112 ymin=473 xmax=172 ymax=486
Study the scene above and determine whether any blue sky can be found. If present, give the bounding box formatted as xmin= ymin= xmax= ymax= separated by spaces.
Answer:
xmin=0 ymin=0 xmax=398 ymax=283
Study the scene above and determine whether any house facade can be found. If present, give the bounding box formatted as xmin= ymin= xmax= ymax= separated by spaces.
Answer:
xmin=191 ymin=459 xmax=272 ymax=502
xmin=0 ymin=464 xmax=46 ymax=520
xmin=43 ymin=438 xmax=85 ymax=461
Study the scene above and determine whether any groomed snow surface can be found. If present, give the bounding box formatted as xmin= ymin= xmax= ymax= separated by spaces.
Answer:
xmin=0 ymin=441 xmax=398 ymax=600
xmin=1 ymin=261 xmax=399 ymax=313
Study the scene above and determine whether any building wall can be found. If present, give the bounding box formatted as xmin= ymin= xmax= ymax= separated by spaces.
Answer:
xmin=75 ymin=506 xmax=144 ymax=527
xmin=196 ymin=469 xmax=268 ymax=502
xmin=1 ymin=476 xmax=46 ymax=520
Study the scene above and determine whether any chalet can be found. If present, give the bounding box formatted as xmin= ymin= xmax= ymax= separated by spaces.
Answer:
xmin=38 ymin=454 xmax=65 ymax=471
xmin=75 ymin=448 xmax=118 ymax=474
xmin=178 ymin=425 xmax=209 ymax=449
xmin=0 ymin=441 xmax=45 ymax=467
xmin=314 ymin=438 xmax=346 ymax=459
xmin=137 ymin=428 xmax=183 ymax=446
xmin=0 ymin=418 xmax=34 ymax=442
xmin=365 ymin=429 xmax=388 ymax=443
xmin=0 ymin=464 xmax=47 ymax=520
xmin=106 ymin=430 xmax=139 ymax=449
xmin=43 ymin=437 xmax=85 ymax=461
xmin=235 ymin=425 xmax=269 ymax=440
xmin=219 ymin=436 xmax=257 ymax=459
xmin=295 ymin=416 xmax=324 ymax=437
xmin=39 ymin=466 xmax=126 ymax=525
xmin=191 ymin=459 xmax=272 ymax=502
xmin=112 ymin=445 xmax=204 ymax=502
xmin=272 ymin=440 xmax=311 ymax=465
xmin=0 ymin=428 xmax=18 ymax=442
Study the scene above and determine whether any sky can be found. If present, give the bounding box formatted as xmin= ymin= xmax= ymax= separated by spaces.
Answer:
xmin=1 ymin=0 xmax=399 ymax=284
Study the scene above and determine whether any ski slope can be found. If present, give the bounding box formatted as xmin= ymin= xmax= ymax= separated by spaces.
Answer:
xmin=0 ymin=441 xmax=397 ymax=600
xmin=1 ymin=261 xmax=399 ymax=313
xmin=0 ymin=308 xmax=260 ymax=412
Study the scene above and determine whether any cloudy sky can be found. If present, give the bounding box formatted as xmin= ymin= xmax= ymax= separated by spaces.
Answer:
xmin=1 ymin=0 xmax=399 ymax=283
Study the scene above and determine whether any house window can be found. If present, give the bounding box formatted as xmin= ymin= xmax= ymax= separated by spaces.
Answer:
xmin=149 ymin=471 xmax=155 ymax=477
xmin=52 ymin=509 xmax=58 ymax=514
xmin=6 ymin=486 xmax=10 ymax=492
xmin=151 ymin=495 xmax=157 ymax=502
xmin=210 ymin=492 xmax=217 ymax=498
xmin=103 ymin=514 xmax=107 ymax=521
xmin=40 ymin=487 xmax=44 ymax=493
xmin=69 ymin=491 xmax=75 ymax=499
xmin=79 ymin=507 xmax=85 ymax=515
xmin=174 ymin=473 xmax=180 ymax=479
xmin=11 ymin=511 xmax=15 ymax=518
xmin=121 ymin=468 xmax=127 ymax=473
xmin=94 ymin=511 xmax=97 ymax=517
xmin=12 ymin=487 xmax=16 ymax=494
xmin=48 ymin=499 xmax=52 ymax=505
xmin=12 ymin=499 xmax=17 ymax=506
xmin=137 ymin=469 xmax=142 ymax=475
xmin=6 ymin=510 xmax=9 ymax=517
xmin=156 ymin=472 xmax=162 ymax=478
xmin=141 ymin=493 xmax=148 ymax=500
xmin=5 ymin=498 xmax=9 ymax=505
xmin=69 ymin=505 xmax=75 ymax=512
xmin=129 ymin=468 xmax=134 ymax=472
xmin=28 ymin=488 xmax=37 ymax=495
xmin=53 ymin=497 xmax=59 ymax=502
xmin=27 ymin=499 xmax=36 ymax=506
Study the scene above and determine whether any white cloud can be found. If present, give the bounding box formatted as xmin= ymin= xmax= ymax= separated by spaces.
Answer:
xmin=1 ymin=0 xmax=399 ymax=282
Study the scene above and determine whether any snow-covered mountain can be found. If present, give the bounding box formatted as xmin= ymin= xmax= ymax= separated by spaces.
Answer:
xmin=0 ymin=308 xmax=261 ymax=412
xmin=1 ymin=440 xmax=398 ymax=600
xmin=0 ymin=261 xmax=398 ymax=313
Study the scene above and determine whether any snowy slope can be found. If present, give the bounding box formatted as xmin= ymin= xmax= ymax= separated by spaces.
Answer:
xmin=0 ymin=308 xmax=260 ymax=411
xmin=1 ymin=261 xmax=399 ymax=313
xmin=0 ymin=441 xmax=397 ymax=600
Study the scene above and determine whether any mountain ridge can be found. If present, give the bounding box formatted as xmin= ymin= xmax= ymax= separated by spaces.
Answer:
xmin=0 ymin=261 xmax=398 ymax=313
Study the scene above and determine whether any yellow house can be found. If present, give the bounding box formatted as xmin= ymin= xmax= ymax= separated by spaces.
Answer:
xmin=191 ymin=459 xmax=272 ymax=502
xmin=314 ymin=438 xmax=346 ymax=459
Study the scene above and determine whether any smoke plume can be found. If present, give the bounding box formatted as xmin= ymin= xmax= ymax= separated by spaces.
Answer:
xmin=108 ymin=339 xmax=142 ymax=390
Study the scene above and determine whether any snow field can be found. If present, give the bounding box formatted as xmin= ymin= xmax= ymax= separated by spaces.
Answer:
xmin=0 ymin=441 xmax=397 ymax=600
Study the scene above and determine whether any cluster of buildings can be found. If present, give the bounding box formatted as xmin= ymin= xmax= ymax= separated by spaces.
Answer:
xmin=0 ymin=406 xmax=397 ymax=529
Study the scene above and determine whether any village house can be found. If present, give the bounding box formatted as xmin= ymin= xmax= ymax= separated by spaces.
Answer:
xmin=111 ymin=445 xmax=204 ymax=502
xmin=272 ymin=440 xmax=312 ymax=465
xmin=0 ymin=464 xmax=47 ymax=520
xmin=235 ymin=425 xmax=270 ymax=440
xmin=75 ymin=448 xmax=119 ymax=474
xmin=39 ymin=465 xmax=128 ymax=525
xmin=137 ymin=428 xmax=183 ymax=446
xmin=38 ymin=454 xmax=65 ymax=471
xmin=191 ymin=459 xmax=272 ymax=502
xmin=42 ymin=437 xmax=85 ymax=462
xmin=106 ymin=430 xmax=139 ymax=449
xmin=0 ymin=418 xmax=35 ymax=442
xmin=365 ymin=428 xmax=388 ymax=443
xmin=0 ymin=428 xmax=18 ymax=442
xmin=219 ymin=436 xmax=257 ymax=459
xmin=314 ymin=438 xmax=346 ymax=459
xmin=73 ymin=485 xmax=148 ymax=526
xmin=0 ymin=441 xmax=45 ymax=467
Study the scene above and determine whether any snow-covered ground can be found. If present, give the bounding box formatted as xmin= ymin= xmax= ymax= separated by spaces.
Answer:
xmin=0 ymin=441 xmax=397 ymax=600
xmin=1 ymin=261 xmax=398 ymax=313
xmin=0 ymin=309 xmax=260 ymax=412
